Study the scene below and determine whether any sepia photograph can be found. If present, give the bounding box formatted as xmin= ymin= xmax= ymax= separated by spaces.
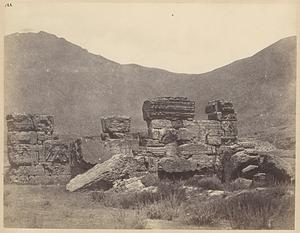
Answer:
xmin=2 ymin=0 xmax=297 ymax=230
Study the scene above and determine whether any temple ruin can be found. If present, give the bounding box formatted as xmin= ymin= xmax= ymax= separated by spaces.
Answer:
xmin=5 ymin=97 xmax=293 ymax=190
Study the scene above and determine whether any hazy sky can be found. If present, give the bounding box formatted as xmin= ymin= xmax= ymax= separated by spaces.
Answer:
xmin=4 ymin=1 xmax=297 ymax=73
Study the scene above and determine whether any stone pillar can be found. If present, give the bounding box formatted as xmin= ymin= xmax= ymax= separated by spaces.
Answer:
xmin=205 ymin=100 xmax=238 ymax=144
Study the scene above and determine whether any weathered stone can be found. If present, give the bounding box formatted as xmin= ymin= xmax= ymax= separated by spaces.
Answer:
xmin=149 ymin=128 xmax=167 ymax=140
xmin=205 ymin=100 xmax=234 ymax=114
xmin=221 ymin=136 xmax=238 ymax=144
xmin=206 ymin=134 xmax=222 ymax=146
xmin=198 ymin=120 xmax=222 ymax=142
xmin=188 ymin=154 xmax=215 ymax=172
xmin=32 ymin=114 xmax=54 ymax=134
xmin=8 ymin=131 xmax=38 ymax=145
xmin=144 ymin=156 xmax=159 ymax=172
xmin=221 ymin=113 xmax=237 ymax=121
xmin=66 ymin=154 xmax=140 ymax=192
xmin=260 ymin=153 xmax=294 ymax=182
xmin=242 ymin=165 xmax=259 ymax=178
xmin=145 ymin=146 xmax=166 ymax=157
xmin=178 ymin=143 xmax=216 ymax=158
xmin=231 ymin=178 xmax=252 ymax=189
xmin=112 ymin=177 xmax=145 ymax=193
xmin=171 ymin=119 xmax=184 ymax=129
xmin=207 ymin=112 xmax=223 ymax=121
xmin=6 ymin=114 xmax=35 ymax=131
xmin=104 ymin=139 xmax=136 ymax=157
xmin=101 ymin=116 xmax=131 ymax=133
xmin=177 ymin=121 xmax=199 ymax=142
xmin=165 ymin=142 xmax=178 ymax=157
xmin=237 ymin=141 xmax=256 ymax=149
xmin=44 ymin=140 xmax=69 ymax=164
xmin=37 ymin=131 xmax=52 ymax=143
xmin=231 ymin=151 xmax=260 ymax=171
xmin=142 ymin=138 xmax=165 ymax=147
xmin=71 ymin=137 xmax=108 ymax=165
xmin=158 ymin=157 xmax=192 ymax=173
xmin=221 ymin=121 xmax=238 ymax=137
xmin=148 ymin=119 xmax=172 ymax=129
xmin=5 ymin=164 xmax=71 ymax=185
xmin=142 ymin=97 xmax=195 ymax=121
xmin=7 ymin=144 xmax=40 ymax=166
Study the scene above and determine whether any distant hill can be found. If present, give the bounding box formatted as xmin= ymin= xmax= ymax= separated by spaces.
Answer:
xmin=4 ymin=32 xmax=296 ymax=149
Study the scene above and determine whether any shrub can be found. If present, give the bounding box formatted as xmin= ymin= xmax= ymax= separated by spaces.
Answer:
xmin=224 ymin=186 xmax=293 ymax=229
xmin=144 ymin=199 xmax=182 ymax=221
xmin=182 ymin=196 xmax=225 ymax=226
xmin=157 ymin=180 xmax=187 ymax=204
xmin=110 ymin=209 xmax=147 ymax=229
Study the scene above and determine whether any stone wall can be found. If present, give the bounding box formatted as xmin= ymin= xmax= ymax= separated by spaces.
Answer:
xmin=5 ymin=114 xmax=71 ymax=184
xmin=139 ymin=98 xmax=238 ymax=179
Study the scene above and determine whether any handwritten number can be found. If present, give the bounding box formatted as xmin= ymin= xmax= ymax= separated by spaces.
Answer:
xmin=5 ymin=3 xmax=13 ymax=7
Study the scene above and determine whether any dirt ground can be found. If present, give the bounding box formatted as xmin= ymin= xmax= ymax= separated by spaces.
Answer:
xmin=3 ymin=184 xmax=218 ymax=229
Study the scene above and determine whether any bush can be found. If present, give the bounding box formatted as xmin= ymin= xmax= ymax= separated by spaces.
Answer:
xmin=144 ymin=199 xmax=182 ymax=221
xmin=224 ymin=186 xmax=293 ymax=229
xmin=109 ymin=209 xmax=147 ymax=229
xmin=182 ymin=196 xmax=225 ymax=226
xmin=157 ymin=180 xmax=187 ymax=204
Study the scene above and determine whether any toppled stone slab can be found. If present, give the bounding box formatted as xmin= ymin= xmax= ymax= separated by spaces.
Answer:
xmin=101 ymin=116 xmax=131 ymax=133
xmin=142 ymin=97 xmax=195 ymax=121
xmin=66 ymin=154 xmax=141 ymax=192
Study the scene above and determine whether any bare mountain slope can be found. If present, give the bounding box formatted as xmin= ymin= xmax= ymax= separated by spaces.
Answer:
xmin=4 ymin=32 xmax=296 ymax=148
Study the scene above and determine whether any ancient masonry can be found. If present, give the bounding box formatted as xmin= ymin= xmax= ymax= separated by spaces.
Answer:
xmin=140 ymin=98 xmax=238 ymax=179
xmin=5 ymin=97 xmax=292 ymax=190
xmin=5 ymin=114 xmax=70 ymax=184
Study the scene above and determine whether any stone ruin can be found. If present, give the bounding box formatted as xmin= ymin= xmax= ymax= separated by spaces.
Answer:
xmin=5 ymin=114 xmax=70 ymax=184
xmin=5 ymin=97 xmax=293 ymax=191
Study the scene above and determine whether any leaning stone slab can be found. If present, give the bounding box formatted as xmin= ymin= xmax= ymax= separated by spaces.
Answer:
xmin=66 ymin=154 xmax=139 ymax=192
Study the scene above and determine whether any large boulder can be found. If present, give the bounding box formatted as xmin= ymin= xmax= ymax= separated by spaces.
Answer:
xmin=260 ymin=153 xmax=294 ymax=182
xmin=66 ymin=154 xmax=143 ymax=192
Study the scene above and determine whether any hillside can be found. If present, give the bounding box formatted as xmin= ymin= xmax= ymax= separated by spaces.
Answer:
xmin=4 ymin=32 xmax=296 ymax=149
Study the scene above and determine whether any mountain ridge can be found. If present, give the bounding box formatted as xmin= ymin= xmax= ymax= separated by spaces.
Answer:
xmin=4 ymin=31 xmax=296 ymax=149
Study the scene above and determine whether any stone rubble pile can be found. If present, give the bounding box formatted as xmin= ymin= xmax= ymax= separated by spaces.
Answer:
xmin=5 ymin=114 xmax=70 ymax=184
